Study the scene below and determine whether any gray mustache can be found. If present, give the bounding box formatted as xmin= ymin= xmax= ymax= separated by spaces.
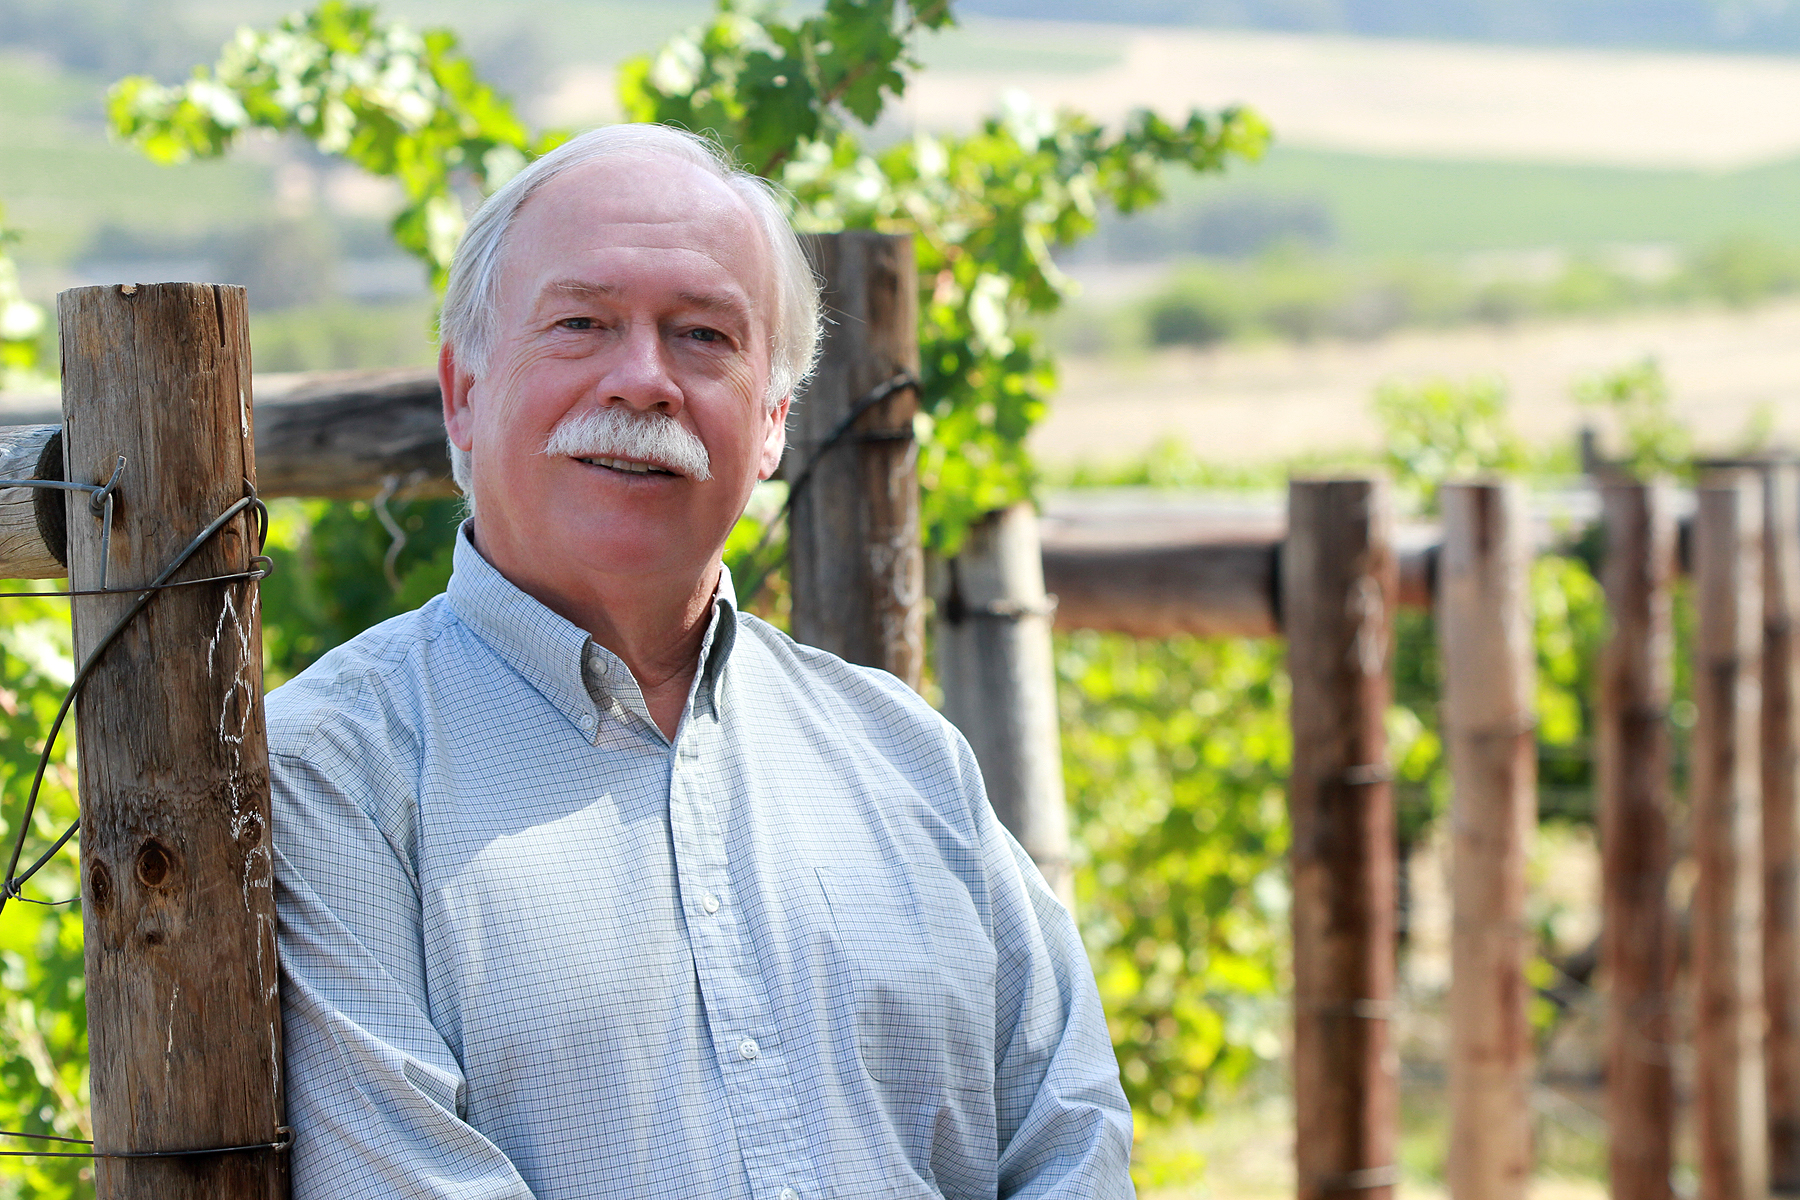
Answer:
xmin=541 ymin=406 xmax=713 ymax=481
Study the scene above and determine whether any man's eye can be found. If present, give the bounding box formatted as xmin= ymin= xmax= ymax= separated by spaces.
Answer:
xmin=558 ymin=317 xmax=596 ymax=330
xmin=687 ymin=327 xmax=725 ymax=343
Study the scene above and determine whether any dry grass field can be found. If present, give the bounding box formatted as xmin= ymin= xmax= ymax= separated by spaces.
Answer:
xmin=1033 ymin=298 xmax=1800 ymax=470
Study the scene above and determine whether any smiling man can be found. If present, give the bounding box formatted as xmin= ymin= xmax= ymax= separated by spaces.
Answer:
xmin=266 ymin=124 xmax=1133 ymax=1200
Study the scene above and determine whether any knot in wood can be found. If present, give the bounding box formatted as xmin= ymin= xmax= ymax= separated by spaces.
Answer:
xmin=135 ymin=838 xmax=175 ymax=890
xmin=88 ymin=859 xmax=113 ymax=915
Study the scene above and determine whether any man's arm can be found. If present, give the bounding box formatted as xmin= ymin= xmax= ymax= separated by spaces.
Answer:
xmin=973 ymin=750 xmax=1137 ymax=1199
xmin=273 ymin=746 xmax=538 ymax=1200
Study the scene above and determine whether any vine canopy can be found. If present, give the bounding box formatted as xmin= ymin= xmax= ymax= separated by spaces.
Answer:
xmin=109 ymin=0 xmax=1268 ymax=552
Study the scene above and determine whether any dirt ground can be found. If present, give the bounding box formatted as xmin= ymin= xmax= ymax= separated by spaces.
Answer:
xmin=542 ymin=19 xmax=1800 ymax=170
xmin=898 ymin=22 xmax=1800 ymax=169
xmin=1031 ymin=299 xmax=1800 ymax=471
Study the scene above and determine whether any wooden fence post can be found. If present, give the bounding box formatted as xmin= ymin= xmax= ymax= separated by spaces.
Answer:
xmin=1438 ymin=481 xmax=1535 ymax=1200
xmin=936 ymin=503 xmax=1073 ymax=905
xmin=1286 ymin=477 xmax=1399 ymax=1200
xmin=59 ymin=283 xmax=286 ymax=1199
xmin=1598 ymin=480 xmax=1678 ymax=1200
xmin=1693 ymin=470 xmax=1770 ymax=1200
xmin=0 ymin=424 xmax=65 ymax=577
xmin=1762 ymin=460 xmax=1800 ymax=1194
xmin=788 ymin=231 xmax=924 ymax=689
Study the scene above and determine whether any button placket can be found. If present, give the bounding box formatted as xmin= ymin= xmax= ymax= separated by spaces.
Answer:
xmin=668 ymin=720 xmax=810 ymax=1200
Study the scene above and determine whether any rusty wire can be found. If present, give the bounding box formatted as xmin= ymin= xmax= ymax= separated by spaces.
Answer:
xmin=0 ymin=462 xmax=282 ymax=1162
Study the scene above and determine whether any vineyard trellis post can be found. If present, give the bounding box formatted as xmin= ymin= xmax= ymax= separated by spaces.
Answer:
xmin=1759 ymin=459 xmax=1800 ymax=1194
xmin=1438 ymin=481 xmax=1535 ymax=1200
xmin=935 ymin=502 xmax=1073 ymax=906
xmin=787 ymin=231 xmax=924 ymax=690
xmin=1598 ymin=479 xmax=1678 ymax=1200
xmin=1693 ymin=469 xmax=1770 ymax=1200
xmin=60 ymin=282 xmax=287 ymax=1199
xmin=1285 ymin=477 xmax=1399 ymax=1200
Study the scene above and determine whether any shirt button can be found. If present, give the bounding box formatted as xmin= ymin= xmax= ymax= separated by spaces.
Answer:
xmin=703 ymin=893 xmax=720 ymax=914
xmin=738 ymin=1038 xmax=759 ymax=1061
xmin=779 ymin=1190 xmax=799 ymax=1200
xmin=578 ymin=713 xmax=595 ymax=731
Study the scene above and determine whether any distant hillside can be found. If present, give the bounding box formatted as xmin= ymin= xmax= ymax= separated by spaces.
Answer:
xmin=956 ymin=0 xmax=1800 ymax=52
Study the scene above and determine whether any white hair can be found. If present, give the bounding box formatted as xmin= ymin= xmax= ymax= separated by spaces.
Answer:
xmin=440 ymin=124 xmax=822 ymax=497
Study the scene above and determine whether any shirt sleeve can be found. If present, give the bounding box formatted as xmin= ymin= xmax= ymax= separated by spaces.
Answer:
xmin=974 ymin=743 xmax=1138 ymax=1200
xmin=272 ymin=742 xmax=539 ymax=1200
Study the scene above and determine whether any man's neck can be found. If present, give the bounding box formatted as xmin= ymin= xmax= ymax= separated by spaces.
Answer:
xmin=468 ymin=525 xmax=718 ymax=739
xmin=582 ymin=578 xmax=717 ymax=740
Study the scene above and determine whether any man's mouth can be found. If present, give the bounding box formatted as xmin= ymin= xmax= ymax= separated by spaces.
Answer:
xmin=576 ymin=455 xmax=678 ymax=477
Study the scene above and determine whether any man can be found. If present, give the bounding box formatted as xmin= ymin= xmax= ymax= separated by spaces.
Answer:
xmin=268 ymin=122 xmax=1133 ymax=1199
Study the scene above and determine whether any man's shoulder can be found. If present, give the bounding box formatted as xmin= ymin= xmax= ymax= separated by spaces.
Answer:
xmin=265 ymin=595 xmax=463 ymax=761
xmin=727 ymin=611 xmax=979 ymax=799
xmin=731 ymin=610 xmax=942 ymax=725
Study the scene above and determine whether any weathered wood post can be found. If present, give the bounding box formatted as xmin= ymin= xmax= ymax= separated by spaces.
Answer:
xmin=936 ymin=503 xmax=1072 ymax=905
xmin=1598 ymin=480 xmax=1678 ymax=1200
xmin=1762 ymin=460 xmax=1800 ymax=1195
xmin=788 ymin=232 xmax=924 ymax=689
xmin=0 ymin=423 xmax=65 ymax=577
xmin=1286 ymin=477 xmax=1399 ymax=1200
xmin=1693 ymin=470 xmax=1770 ymax=1200
xmin=1438 ymin=481 xmax=1535 ymax=1200
xmin=60 ymin=283 xmax=286 ymax=1199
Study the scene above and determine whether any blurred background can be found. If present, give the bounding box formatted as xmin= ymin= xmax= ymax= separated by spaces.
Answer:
xmin=4 ymin=0 xmax=1799 ymax=463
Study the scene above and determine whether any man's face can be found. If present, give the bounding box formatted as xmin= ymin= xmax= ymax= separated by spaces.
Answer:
xmin=442 ymin=154 xmax=788 ymax=611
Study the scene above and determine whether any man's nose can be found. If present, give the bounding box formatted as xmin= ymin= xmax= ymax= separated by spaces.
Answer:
xmin=600 ymin=326 xmax=682 ymax=412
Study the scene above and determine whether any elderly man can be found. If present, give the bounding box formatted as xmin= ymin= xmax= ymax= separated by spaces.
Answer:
xmin=268 ymin=123 xmax=1133 ymax=1199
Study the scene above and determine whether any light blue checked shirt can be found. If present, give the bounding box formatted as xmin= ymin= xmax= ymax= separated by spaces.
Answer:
xmin=268 ymin=528 xmax=1133 ymax=1199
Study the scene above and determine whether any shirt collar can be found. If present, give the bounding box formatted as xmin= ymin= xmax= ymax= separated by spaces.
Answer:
xmin=443 ymin=522 xmax=739 ymax=739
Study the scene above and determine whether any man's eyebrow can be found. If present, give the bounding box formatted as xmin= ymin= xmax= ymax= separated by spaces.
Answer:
xmin=535 ymin=280 xmax=752 ymax=323
xmin=674 ymin=290 xmax=752 ymax=322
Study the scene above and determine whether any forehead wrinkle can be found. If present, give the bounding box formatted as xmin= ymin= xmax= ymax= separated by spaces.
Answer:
xmin=541 ymin=279 xmax=617 ymax=302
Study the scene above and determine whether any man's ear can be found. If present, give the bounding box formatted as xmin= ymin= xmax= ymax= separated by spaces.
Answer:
xmin=757 ymin=394 xmax=792 ymax=481
xmin=440 ymin=341 xmax=477 ymax=452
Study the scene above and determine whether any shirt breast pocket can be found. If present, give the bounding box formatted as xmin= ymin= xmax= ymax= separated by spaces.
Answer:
xmin=814 ymin=862 xmax=997 ymax=1097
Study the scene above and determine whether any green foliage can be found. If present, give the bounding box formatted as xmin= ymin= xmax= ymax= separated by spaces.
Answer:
xmin=0 ymin=587 xmax=88 ymax=1200
xmin=1530 ymin=555 xmax=1607 ymax=824
xmin=614 ymin=0 xmax=956 ymax=179
xmin=1374 ymin=375 xmax=1528 ymax=513
xmin=1076 ymin=231 xmax=1800 ymax=360
xmin=1576 ymin=357 xmax=1690 ymax=481
xmin=1048 ymin=435 xmax=1289 ymax=493
xmin=1678 ymin=231 xmax=1800 ymax=306
xmin=0 ymin=205 xmax=46 ymax=390
xmin=248 ymin=297 xmax=439 ymax=373
xmin=260 ymin=494 xmax=462 ymax=685
xmin=1058 ymin=630 xmax=1289 ymax=1125
xmin=108 ymin=0 xmax=563 ymax=291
